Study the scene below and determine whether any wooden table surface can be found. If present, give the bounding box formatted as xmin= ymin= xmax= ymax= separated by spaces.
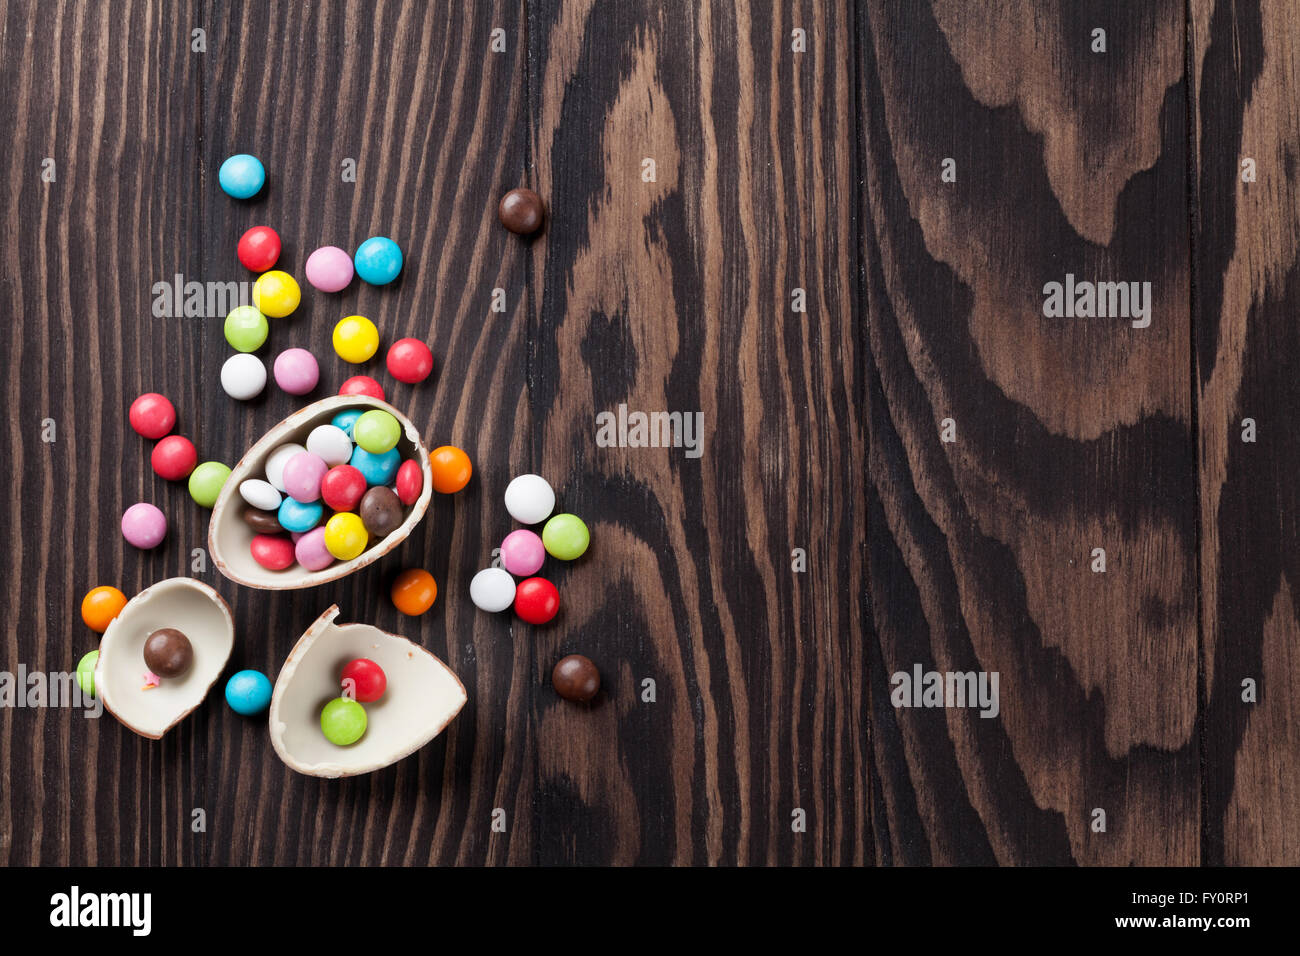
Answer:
xmin=0 ymin=0 xmax=1295 ymax=866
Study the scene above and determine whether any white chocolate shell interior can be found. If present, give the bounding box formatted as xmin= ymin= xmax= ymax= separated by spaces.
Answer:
xmin=209 ymin=395 xmax=433 ymax=590
xmin=94 ymin=577 xmax=234 ymax=739
xmin=269 ymin=606 xmax=467 ymax=778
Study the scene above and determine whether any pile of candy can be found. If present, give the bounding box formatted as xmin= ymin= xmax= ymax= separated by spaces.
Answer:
xmin=320 ymin=658 xmax=387 ymax=745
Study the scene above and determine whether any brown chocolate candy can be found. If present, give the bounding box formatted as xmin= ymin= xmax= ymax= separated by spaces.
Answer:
xmin=359 ymin=486 xmax=403 ymax=537
xmin=551 ymin=654 xmax=600 ymax=702
xmin=242 ymin=505 xmax=283 ymax=534
xmin=143 ymin=627 xmax=193 ymax=678
xmin=497 ymin=188 xmax=545 ymax=235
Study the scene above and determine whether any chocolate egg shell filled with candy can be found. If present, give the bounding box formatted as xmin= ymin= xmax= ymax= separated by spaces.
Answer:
xmin=208 ymin=396 xmax=433 ymax=589
xmin=269 ymin=606 xmax=467 ymax=778
xmin=94 ymin=578 xmax=234 ymax=739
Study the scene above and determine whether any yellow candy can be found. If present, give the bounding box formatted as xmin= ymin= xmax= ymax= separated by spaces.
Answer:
xmin=332 ymin=315 xmax=380 ymax=364
xmin=324 ymin=512 xmax=368 ymax=560
xmin=252 ymin=270 xmax=301 ymax=318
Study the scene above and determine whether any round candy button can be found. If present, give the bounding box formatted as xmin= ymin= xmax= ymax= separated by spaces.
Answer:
xmin=429 ymin=445 xmax=472 ymax=494
xmin=349 ymin=446 xmax=401 ymax=486
xmin=332 ymin=315 xmax=379 ymax=364
xmin=128 ymin=393 xmax=175 ymax=439
xmin=221 ymin=352 xmax=268 ymax=401
xmin=391 ymin=569 xmax=437 ymax=616
xmin=144 ymin=627 xmax=193 ymax=678
xmin=321 ymin=697 xmax=367 ymax=745
xmin=121 ymin=502 xmax=167 ymax=549
xmin=341 ymin=658 xmax=388 ymax=701
xmin=273 ymin=348 xmax=319 ymax=395
xmin=324 ymin=512 xmax=368 ymax=560
xmin=394 ymin=458 xmax=423 ymax=505
xmin=320 ymin=464 xmax=367 ymax=512
xmin=225 ymin=669 xmax=273 ymax=715
xmin=76 ymin=650 xmax=99 ymax=697
xmin=338 ymin=376 xmax=385 ymax=401
xmin=218 ymin=154 xmax=265 ymax=199
xmin=151 ymin=435 xmax=197 ymax=481
xmin=306 ymin=424 xmax=353 ymax=466
xmin=223 ymin=305 xmax=269 ymax=352
xmin=542 ymin=513 xmax=590 ymax=561
xmin=239 ymin=478 xmax=281 ymax=512
xmin=469 ymin=567 xmax=516 ymax=613
xmin=353 ymin=409 xmax=401 ymax=454
xmin=294 ymin=527 xmax=335 ymax=571
xmin=514 ymin=577 xmax=560 ymax=625
xmin=386 ymin=338 xmax=433 ymax=383
xmin=277 ymin=497 xmax=323 ymax=534
xmin=250 ymin=533 xmax=295 ymax=570
xmin=498 ymin=188 xmax=546 ymax=235
xmin=353 ymin=236 xmax=403 ymax=285
xmin=331 ymin=409 xmax=364 ymax=437
xmin=282 ymin=452 xmax=329 ymax=503
xmin=500 ymin=529 xmax=545 ymax=577
xmin=305 ymin=245 xmax=355 ymax=292
xmin=237 ymin=226 xmax=280 ymax=272
xmin=552 ymin=654 xmax=600 ymax=702
xmin=504 ymin=473 xmax=555 ymax=525
xmin=252 ymin=270 xmax=301 ymax=318
xmin=359 ymin=486 xmax=403 ymax=537
xmin=265 ymin=443 xmax=306 ymax=492
xmin=81 ymin=585 xmax=128 ymax=632
xmin=188 ymin=461 xmax=231 ymax=508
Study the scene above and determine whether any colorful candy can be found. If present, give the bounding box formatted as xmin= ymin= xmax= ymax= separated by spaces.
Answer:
xmin=264 ymin=443 xmax=306 ymax=492
xmin=143 ymin=627 xmax=193 ymax=678
xmin=306 ymin=424 xmax=353 ymax=466
xmin=500 ymin=529 xmax=546 ymax=577
xmin=394 ymin=459 xmax=423 ymax=505
xmin=542 ymin=513 xmax=590 ymax=561
xmin=429 ymin=445 xmax=472 ymax=493
xmin=514 ymin=577 xmax=560 ymax=625
xmin=332 ymin=315 xmax=379 ymax=364
xmin=250 ymin=533 xmax=296 ymax=570
xmin=221 ymin=352 xmax=268 ymax=400
xmin=552 ymin=654 xmax=600 ymax=702
xmin=239 ymin=478 xmax=281 ymax=512
xmin=76 ymin=650 xmax=99 ymax=697
xmin=188 ymin=461 xmax=231 ymax=508
xmin=338 ymin=376 xmax=385 ymax=401
xmin=294 ymin=527 xmax=335 ymax=571
xmin=331 ymin=409 xmax=364 ymax=437
xmin=225 ymin=669 xmax=273 ymax=715
xmin=129 ymin=393 xmax=175 ymax=439
xmin=324 ymin=512 xmax=368 ymax=560
xmin=320 ymin=697 xmax=367 ymax=745
xmin=252 ymin=270 xmax=301 ymax=318
xmin=350 ymin=445 xmax=401 ymax=486
xmin=386 ymin=338 xmax=433 ymax=383
xmin=341 ymin=658 xmax=387 ymax=701
xmin=359 ymin=486 xmax=402 ymax=537
xmin=305 ymin=245 xmax=354 ymax=293
xmin=353 ymin=409 xmax=401 ymax=454
xmin=121 ymin=502 xmax=167 ymax=549
xmin=81 ymin=585 xmax=128 ymax=632
xmin=277 ymin=497 xmax=323 ymax=533
xmin=320 ymin=464 xmax=367 ymax=511
xmin=498 ymin=188 xmax=546 ymax=235
xmin=282 ymin=452 xmax=328 ymax=503
xmin=391 ymin=569 xmax=437 ymax=616
xmin=218 ymin=154 xmax=265 ymax=199
xmin=237 ymin=226 xmax=281 ymax=272
xmin=504 ymin=473 xmax=555 ymax=524
xmin=469 ymin=567 xmax=516 ymax=612
xmin=242 ymin=505 xmax=283 ymax=533
xmin=273 ymin=348 xmax=319 ymax=395
xmin=353 ymin=236 xmax=403 ymax=285
xmin=223 ymin=305 xmax=269 ymax=352
xmin=151 ymin=435 xmax=197 ymax=481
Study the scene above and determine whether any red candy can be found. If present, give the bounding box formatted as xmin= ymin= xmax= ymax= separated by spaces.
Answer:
xmin=386 ymin=338 xmax=434 ymax=384
xmin=151 ymin=435 xmax=198 ymax=481
xmin=339 ymin=375 xmax=385 ymax=401
xmin=250 ymin=534 xmax=295 ymax=571
xmin=394 ymin=459 xmax=423 ymax=505
xmin=514 ymin=577 xmax=560 ymax=625
xmin=320 ymin=464 xmax=367 ymax=512
xmin=237 ymin=226 xmax=281 ymax=272
xmin=341 ymin=658 xmax=387 ymax=702
xmin=129 ymin=393 xmax=176 ymax=439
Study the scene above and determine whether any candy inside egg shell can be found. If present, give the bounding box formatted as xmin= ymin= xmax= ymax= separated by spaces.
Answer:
xmin=269 ymin=606 xmax=467 ymax=778
xmin=94 ymin=577 xmax=234 ymax=739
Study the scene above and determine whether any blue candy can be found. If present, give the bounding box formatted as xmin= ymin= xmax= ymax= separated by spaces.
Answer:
xmin=225 ymin=669 xmax=272 ymax=715
xmin=218 ymin=154 xmax=266 ymax=200
xmin=278 ymin=497 xmax=323 ymax=533
xmin=353 ymin=236 xmax=403 ymax=285
xmin=331 ymin=409 xmax=364 ymax=438
xmin=350 ymin=445 xmax=401 ymax=486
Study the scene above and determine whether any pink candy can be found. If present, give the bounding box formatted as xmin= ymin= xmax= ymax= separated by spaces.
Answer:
xmin=121 ymin=502 xmax=167 ymax=549
xmin=500 ymin=529 xmax=545 ymax=577
xmin=274 ymin=348 xmax=320 ymax=395
xmin=294 ymin=526 xmax=335 ymax=571
xmin=282 ymin=451 xmax=328 ymax=503
xmin=304 ymin=246 xmax=355 ymax=293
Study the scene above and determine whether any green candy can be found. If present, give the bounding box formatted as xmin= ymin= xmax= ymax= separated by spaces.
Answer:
xmin=188 ymin=461 xmax=231 ymax=508
xmin=542 ymin=513 xmax=590 ymax=561
xmin=353 ymin=410 xmax=401 ymax=455
xmin=76 ymin=650 xmax=99 ymax=697
xmin=320 ymin=697 xmax=367 ymax=745
xmin=223 ymin=305 xmax=269 ymax=352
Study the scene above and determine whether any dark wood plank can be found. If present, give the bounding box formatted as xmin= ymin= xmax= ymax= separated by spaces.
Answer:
xmin=1191 ymin=0 xmax=1300 ymax=866
xmin=857 ymin=0 xmax=1200 ymax=864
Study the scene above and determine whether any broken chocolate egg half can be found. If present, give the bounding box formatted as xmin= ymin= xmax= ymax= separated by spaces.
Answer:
xmin=94 ymin=577 xmax=234 ymax=739
xmin=269 ymin=606 xmax=467 ymax=778
xmin=208 ymin=395 xmax=433 ymax=590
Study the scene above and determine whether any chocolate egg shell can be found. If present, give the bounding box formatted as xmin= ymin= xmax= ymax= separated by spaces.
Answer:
xmin=359 ymin=486 xmax=402 ymax=537
xmin=143 ymin=627 xmax=193 ymax=678
xmin=208 ymin=396 xmax=432 ymax=590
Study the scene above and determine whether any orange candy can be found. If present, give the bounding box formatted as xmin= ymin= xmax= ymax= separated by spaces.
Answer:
xmin=391 ymin=569 xmax=437 ymax=615
xmin=81 ymin=586 xmax=128 ymax=633
xmin=428 ymin=445 xmax=472 ymax=494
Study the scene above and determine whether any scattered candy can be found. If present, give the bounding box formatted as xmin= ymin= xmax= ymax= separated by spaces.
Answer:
xmin=237 ymin=225 xmax=281 ymax=272
xmin=338 ymin=375 xmax=385 ymax=401
xmin=350 ymin=445 xmax=401 ymax=486
xmin=320 ymin=464 xmax=367 ymax=511
xmin=353 ymin=236 xmax=403 ymax=285
xmin=121 ymin=502 xmax=167 ymax=549
xmin=294 ymin=526 xmax=335 ymax=571
xmin=305 ymin=245 xmax=355 ymax=292
xmin=81 ymin=586 xmax=127 ymax=633
xmin=221 ymin=352 xmax=268 ymax=400
xmin=324 ymin=512 xmax=368 ymax=560
xmin=225 ymin=669 xmax=272 ymax=715
xmin=188 ymin=461 xmax=231 ymax=508
xmin=331 ymin=409 xmax=364 ymax=437
xmin=500 ymin=529 xmax=546 ymax=577
xmin=504 ymin=473 xmax=555 ymax=525
xmin=320 ymin=696 xmax=367 ymax=745
xmin=514 ymin=577 xmax=560 ymax=625
xmin=129 ymin=393 xmax=175 ymax=439
xmin=265 ymin=443 xmax=307 ymax=492
xmin=394 ymin=459 xmax=423 ymax=505
xmin=251 ymin=533 xmax=296 ymax=570
xmin=353 ymin=409 xmax=401 ymax=454
xmin=498 ymin=188 xmax=546 ymax=235
xmin=469 ymin=567 xmax=516 ymax=613
xmin=552 ymin=654 xmax=600 ymax=702
xmin=282 ymin=452 xmax=329 ymax=503
xmin=252 ymin=270 xmax=301 ymax=318
xmin=151 ymin=434 xmax=198 ymax=481
xmin=143 ymin=627 xmax=193 ymax=678
xmin=542 ymin=513 xmax=590 ymax=561
xmin=239 ymin=478 xmax=281 ymax=512
xmin=391 ymin=568 xmax=437 ymax=615
xmin=218 ymin=153 xmax=266 ymax=199
xmin=76 ymin=650 xmax=98 ymax=697
xmin=277 ymin=497 xmax=323 ymax=533
xmin=273 ymin=347 xmax=319 ymax=395
xmin=386 ymin=338 xmax=433 ymax=384
xmin=332 ymin=315 xmax=380 ymax=364
xmin=429 ymin=445 xmax=472 ymax=494
xmin=359 ymin=486 xmax=402 ymax=537
xmin=223 ymin=305 xmax=269 ymax=352
xmin=242 ymin=505 xmax=283 ymax=534
xmin=306 ymin=424 xmax=353 ymax=466
xmin=341 ymin=658 xmax=387 ymax=702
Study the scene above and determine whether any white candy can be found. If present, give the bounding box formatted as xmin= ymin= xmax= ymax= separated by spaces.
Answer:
xmin=265 ymin=442 xmax=307 ymax=492
xmin=470 ymin=567 xmax=516 ymax=613
xmin=220 ymin=353 xmax=267 ymax=401
xmin=503 ymin=474 xmax=555 ymax=525
xmin=239 ymin=478 xmax=281 ymax=511
xmin=306 ymin=424 xmax=353 ymax=466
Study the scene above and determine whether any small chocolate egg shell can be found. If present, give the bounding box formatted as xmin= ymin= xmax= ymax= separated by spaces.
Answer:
xmin=94 ymin=578 xmax=234 ymax=739
xmin=208 ymin=396 xmax=433 ymax=590
xmin=268 ymin=606 xmax=467 ymax=778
